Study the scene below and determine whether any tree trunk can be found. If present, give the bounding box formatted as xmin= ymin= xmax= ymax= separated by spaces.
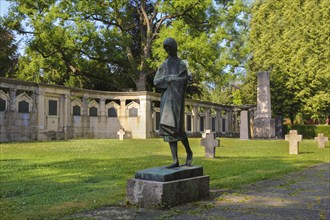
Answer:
xmin=136 ymin=72 xmax=146 ymax=91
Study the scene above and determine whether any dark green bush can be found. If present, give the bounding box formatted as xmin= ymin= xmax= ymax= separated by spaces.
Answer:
xmin=286 ymin=125 xmax=330 ymax=139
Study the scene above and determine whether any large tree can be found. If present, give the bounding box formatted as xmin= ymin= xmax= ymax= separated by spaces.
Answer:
xmin=2 ymin=0 xmax=250 ymax=96
xmin=2 ymin=0 xmax=212 ymax=91
xmin=0 ymin=22 xmax=18 ymax=78
xmin=244 ymin=0 xmax=330 ymax=122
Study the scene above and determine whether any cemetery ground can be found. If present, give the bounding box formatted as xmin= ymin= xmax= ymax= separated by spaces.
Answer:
xmin=1 ymin=138 xmax=329 ymax=219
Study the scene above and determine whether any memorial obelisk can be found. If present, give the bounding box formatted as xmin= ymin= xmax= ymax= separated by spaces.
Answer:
xmin=253 ymin=72 xmax=275 ymax=138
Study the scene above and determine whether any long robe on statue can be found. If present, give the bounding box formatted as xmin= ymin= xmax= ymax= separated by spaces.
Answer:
xmin=154 ymin=57 xmax=189 ymax=142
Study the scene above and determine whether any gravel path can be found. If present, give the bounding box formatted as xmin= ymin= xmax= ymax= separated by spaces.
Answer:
xmin=69 ymin=162 xmax=330 ymax=220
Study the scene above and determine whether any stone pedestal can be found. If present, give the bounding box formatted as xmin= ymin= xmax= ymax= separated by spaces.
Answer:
xmin=127 ymin=166 xmax=209 ymax=208
xmin=253 ymin=118 xmax=275 ymax=139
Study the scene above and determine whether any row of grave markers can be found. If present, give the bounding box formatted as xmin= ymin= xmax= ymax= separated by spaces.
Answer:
xmin=117 ymin=128 xmax=328 ymax=157
xmin=285 ymin=130 xmax=328 ymax=154
xmin=200 ymin=130 xmax=328 ymax=157
xmin=200 ymin=130 xmax=329 ymax=157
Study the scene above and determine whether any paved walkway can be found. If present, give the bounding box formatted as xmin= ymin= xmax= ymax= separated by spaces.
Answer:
xmin=70 ymin=162 xmax=330 ymax=220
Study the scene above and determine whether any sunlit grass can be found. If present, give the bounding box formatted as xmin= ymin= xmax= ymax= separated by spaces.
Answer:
xmin=1 ymin=138 xmax=329 ymax=219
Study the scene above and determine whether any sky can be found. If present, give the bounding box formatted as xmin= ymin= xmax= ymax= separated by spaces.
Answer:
xmin=1 ymin=0 xmax=27 ymax=55
xmin=0 ymin=0 xmax=10 ymax=17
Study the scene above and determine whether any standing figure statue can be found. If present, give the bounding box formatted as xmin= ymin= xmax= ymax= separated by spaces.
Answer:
xmin=153 ymin=37 xmax=193 ymax=168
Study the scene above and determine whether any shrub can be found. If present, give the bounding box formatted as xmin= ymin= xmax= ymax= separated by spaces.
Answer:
xmin=286 ymin=125 xmax=330 ymax=139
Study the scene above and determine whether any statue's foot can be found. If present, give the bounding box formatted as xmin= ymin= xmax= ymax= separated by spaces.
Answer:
xmin=165 ymin=162 xmax=179 ymax=169
xmin=183 ymin=153 xmax=193 ymax=166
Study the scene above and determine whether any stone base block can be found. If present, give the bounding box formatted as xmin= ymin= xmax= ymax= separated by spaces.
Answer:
xmin=135 ymin=166 xmax=203 ymax=182
xmin=127 ymin=175 xmax=209 ymax=208
xmin=253 ymin=117 xmax=275 ymax=139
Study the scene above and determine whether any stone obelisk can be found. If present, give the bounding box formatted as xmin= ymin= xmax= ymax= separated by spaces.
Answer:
xmin=253 ymin=72 xmax=275 ymax=139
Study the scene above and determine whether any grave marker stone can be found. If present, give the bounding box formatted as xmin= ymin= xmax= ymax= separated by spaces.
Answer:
xmin=200 ymin=130 xmax=219 ymax=158
xmin=240 ymin=107 xmax=250 ymax=140
xmin=117 ymin=128 xmax=125 ymax=140
xmin=314 ymin=133 xmax=328 ymax=148
xmin=285 ymin=130 xmax=302 ymax=154
xmin=253 ymin=72 xmax=275 ymax=139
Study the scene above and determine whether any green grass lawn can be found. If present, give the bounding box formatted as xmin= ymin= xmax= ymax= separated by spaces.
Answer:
xmin=1 ymin=138 xmax=329 ymax=219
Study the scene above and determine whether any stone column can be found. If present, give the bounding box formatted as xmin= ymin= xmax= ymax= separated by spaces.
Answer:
xmin=36 ymin=88 xmax=45 ymax=140
xmin=233 ymin=110 xmax=238 ymax=133
xmin=9 ymin=88 xmax=16 ymax=112
xmin=119 ymin=99 xmax=126 ymax=119
xmin=204 ymin=108 xmax=210 ymax=130
xmin=82 ymin=95 xmax=89 ymax=115
xmin=224 ymin=110 xmax=228 ymax=134
xmin=82 ymin=95 xmax=89 ymax=136
xmin=8 ymin=89 xmax=17 ymax=141
xmin=227 ymin=110 xmax=232 ymax=134
xmin=192 ymin=106 xmax=199 ymax=135
xmin=216 ymin=110 xmax=221 ymax=133
xmin=99 ymin=98 xmax=105 ymax=126
xmin=62 ymin=94 xmax=69 ymax=139
xmin=98 ymin=97 xmax=107 ymax=138
xmin=100 ymin=97 xmax=106 ymax=117
xmin=59 ymin=95 xmax=65 ymax=132
xmin=139 ymin=95 xmax=153 ymax=139
xmin=253 ymin=72 xmax=275 ymax=139
xmin=31 ymin=91 xmax=38 ymax=140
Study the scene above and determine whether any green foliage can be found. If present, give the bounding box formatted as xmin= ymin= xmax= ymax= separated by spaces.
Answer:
xmin=1 ymin=138 xmax=329 ymax=219
xmin=245 ymin=0 xmax=330 ymax=121
xmin=0 ymin=22 xmax=18 ymax=77
xmin=232 ymin=89 xmax=243 ymax=105
xmin=2 ymin=0 xmax=250 ymax=98
xmin=161 ymin=0 xmax=250 ymax=103
xmin=239 ymin=71 xmax=257 ymax=105
xmin=1 ymin=0 xmax=211 ymax=91
xmin=285 ymin=125 xmax=330 ymax=139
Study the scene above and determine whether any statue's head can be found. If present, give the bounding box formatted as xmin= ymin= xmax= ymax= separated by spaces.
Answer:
xmin=163 ymin=37 xmax=178 ymax=57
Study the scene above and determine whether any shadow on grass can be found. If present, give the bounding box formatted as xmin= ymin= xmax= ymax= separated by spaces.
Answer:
xmin=0 ymin=153 xmax=327 ymax=219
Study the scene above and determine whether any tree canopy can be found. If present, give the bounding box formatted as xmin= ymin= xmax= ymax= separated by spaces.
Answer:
xmin=243 ymin=0 xmax=330 ymax=122
xmin=2 ymin=0 xmax=328 ymax=123
xmin=1 ymin=0 xmax=249 ymax=96
xmin=0 ymin=22 xmax=18 ymax=77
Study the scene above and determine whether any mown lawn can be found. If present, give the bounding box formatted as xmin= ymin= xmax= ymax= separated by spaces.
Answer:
xmin=1 ymin=138 xmax=329 ymax=219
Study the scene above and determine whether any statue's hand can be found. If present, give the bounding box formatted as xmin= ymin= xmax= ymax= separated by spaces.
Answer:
xmin=165 ymin=75 xmax=176 ymax=83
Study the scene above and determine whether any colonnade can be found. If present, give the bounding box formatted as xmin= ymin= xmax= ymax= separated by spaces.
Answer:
xmin=0 ymin=78 xmax=248 ymax=142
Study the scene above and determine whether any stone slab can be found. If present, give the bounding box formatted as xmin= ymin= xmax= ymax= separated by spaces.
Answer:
xmin=126 ymin=175 xmax=209 ymax=208
xmin=135 ymin=166 xmax=203 ymax=182
xmin=240 ymin=110 xmax=250 ymax=140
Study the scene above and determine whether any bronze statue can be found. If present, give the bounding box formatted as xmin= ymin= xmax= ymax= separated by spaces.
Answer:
xmin=153 ymin=37 xmax=193 ymax=168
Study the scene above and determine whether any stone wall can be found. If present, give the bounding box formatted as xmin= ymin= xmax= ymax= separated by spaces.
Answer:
xmin=0 ymin=78 xmax=245 ymax=142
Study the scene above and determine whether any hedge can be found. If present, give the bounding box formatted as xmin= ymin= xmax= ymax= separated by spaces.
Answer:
xmin=284 ymin=125 xmax=330 ymax=139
